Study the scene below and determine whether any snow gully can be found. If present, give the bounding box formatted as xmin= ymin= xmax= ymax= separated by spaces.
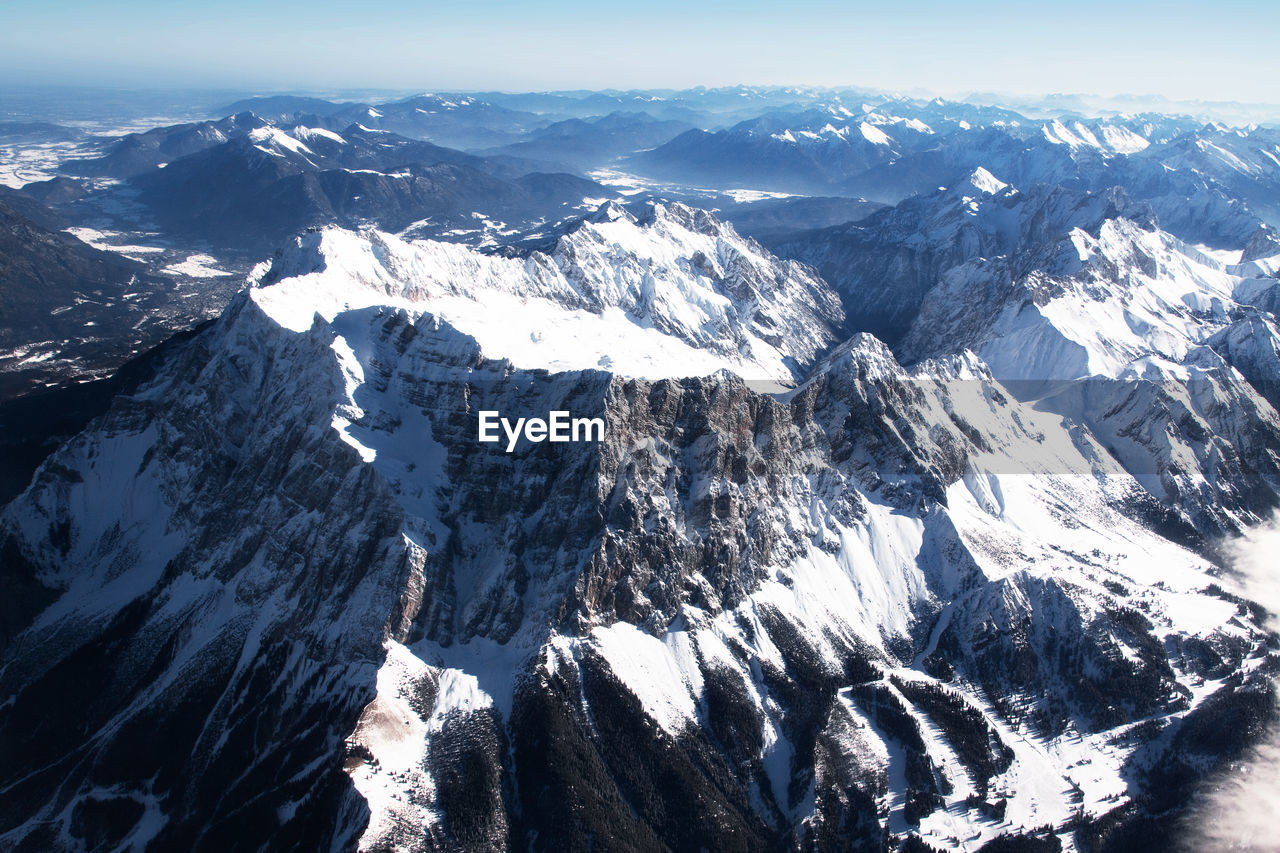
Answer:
xmin=477 ymin=410 xmax=606 ymax=452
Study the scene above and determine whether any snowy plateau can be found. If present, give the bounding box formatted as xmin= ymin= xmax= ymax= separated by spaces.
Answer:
xmin=2 ymin=86 xmax=1280 ymax=853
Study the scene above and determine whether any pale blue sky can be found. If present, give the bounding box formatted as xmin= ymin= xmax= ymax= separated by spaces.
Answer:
xmin=1 ymin=0 xmax=1276 ymax=102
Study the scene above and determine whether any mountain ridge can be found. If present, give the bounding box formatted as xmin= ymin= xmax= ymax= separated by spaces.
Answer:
xmin=3 ymin=200 xmax=1278 ymax=851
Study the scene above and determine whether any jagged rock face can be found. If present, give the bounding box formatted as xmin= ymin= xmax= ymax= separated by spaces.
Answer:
xmin=782 ymin=166 xmax=1280 ymax=540
xmin=0 ymin=295 xmax=417 ymax=851
xmin=934 ymin=572 xmax=1191 ymax=735
xmin=1242 ymin=224 xmax=1280 ymax=263
xmin=892 ymin=213 xmax=1280 ymax=537
xmin=1207 ymin=311 xmax=1280 ymax=411
xmin=773 ymin=178 xmax=1153 ymax=347
xmin=2 ymin=212 xmax=1279 ymax=853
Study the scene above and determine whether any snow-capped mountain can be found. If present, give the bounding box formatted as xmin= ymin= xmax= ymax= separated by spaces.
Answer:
xmin=61 ymin=112 xmax=269 ymax=179
xmin=117 ymin=121 xmax=606 ymax=251
xmin=249 ymin=201 xmax=844 ymax=382
xmin=775 ymin=170 xmax=1154 ymax=344
xmin=893 ymin=189 xmax=1280 ymax=538
xmin=633 ymin=101 xmax=1280 ymax=248
xmin=338 ymin=94 xmax=549 ymax=150
xmin=16 ymin=91 xmax=1277 ymax=358
xmin=779 ymin=167 xmax=1280 ymax=539
xmin=8 ymin=82 xmax=1280 ymax=853
xmin=2 ymin=202 xmax=1277 ymax=852
xmin=632 ymin=108 xmax=916 ymax=194
xmin=628 ymin=102 xmax=1052 ymax=197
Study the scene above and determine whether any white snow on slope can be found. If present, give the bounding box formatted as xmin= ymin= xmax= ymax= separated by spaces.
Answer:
xmin=975 ymin=219 xmax=1240 ymax=382
xmin=347 ymin=641 xmax=439 ymax=849
xmin=293 ymin=125 xmax=346 ymax=145
xmin=860 ymin=121 xmax=892 ymax=146
xmin=64 ymin=226 xmax=166 ymax=260
xmin=249 ymin=203 xmax=841 ymax=384
xmin=248 ymin=125 xmax=317 ymax=159
xmin=162 ymin=253 xmax=233 ymax=278
xmin=1041 ymin=119 xmax=1149 ymax=154
xmin=1098 ymin=124 xmax=1150 ymax=154
xmin=347 ymin=640 xmax=499 ymax=851
xmin=966 ymin=166 xmax=1009 ymax=196
xmin=589 ymin=621 xmax=702 ymax=735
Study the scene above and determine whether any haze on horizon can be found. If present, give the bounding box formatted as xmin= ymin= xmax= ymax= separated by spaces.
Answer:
xmin=2 ymin=0 xmax=1277 ymax=106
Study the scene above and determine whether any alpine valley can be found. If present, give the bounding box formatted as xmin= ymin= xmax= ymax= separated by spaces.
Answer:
xmin=2 ymin=85 xmax=1280 ymax=853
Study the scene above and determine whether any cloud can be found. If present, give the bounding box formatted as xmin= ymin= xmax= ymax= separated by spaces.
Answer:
xmin=1180 ymin=514 xmax=1280 ymax=852
xmin=1222 ymin=513 xmax=1280 ymax=633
